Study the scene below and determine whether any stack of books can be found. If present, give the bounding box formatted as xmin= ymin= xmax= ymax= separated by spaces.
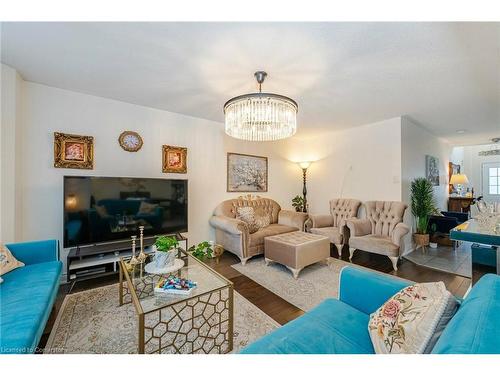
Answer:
xmin=154 ymin=275 xmax=197 ymax=295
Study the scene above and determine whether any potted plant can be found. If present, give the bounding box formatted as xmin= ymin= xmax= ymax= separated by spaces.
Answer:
xmin=153 ymin=235 xmax=178 ymax=268
xmin=292 ymin=195 xmax=305 ymax=212
xmin=410 ymin=177 xmax=436 ymax=250
xmin=188 ymin=241 xmax=213 ymax=261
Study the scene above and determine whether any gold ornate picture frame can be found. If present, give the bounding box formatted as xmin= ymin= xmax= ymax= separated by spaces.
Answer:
xmin=54 ymin=132 xmax=94 ymax=169
xmin=162 ymin=145 xmax=187 ymax=173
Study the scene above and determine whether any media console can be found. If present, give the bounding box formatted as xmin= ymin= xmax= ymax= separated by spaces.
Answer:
xmin=66 ymin=233 xmax=188 ymax=283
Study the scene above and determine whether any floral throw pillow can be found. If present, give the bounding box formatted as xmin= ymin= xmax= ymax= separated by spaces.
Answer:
xmin=254 ymin=207 xmax=271 ymax=229
xmin=236 ymin=207 xmax=259 ymax=234
xmin=0 ymin=244 xmax=25 ymax=276
xmin=368 ymin=282 xmax=459 ymax=354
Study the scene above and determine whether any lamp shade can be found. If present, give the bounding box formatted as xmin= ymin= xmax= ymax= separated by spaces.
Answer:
xmin=450 ymin=173 xmax=469 ymax=185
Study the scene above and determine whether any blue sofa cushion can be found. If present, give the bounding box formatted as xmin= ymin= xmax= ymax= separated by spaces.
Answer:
xmin=432 ymin=274 xmax=500 ymax=354
xmin=0 ymin=261 xmax=62 ymax=354
xmin=241 ymin=298 xmax=375 ymax=354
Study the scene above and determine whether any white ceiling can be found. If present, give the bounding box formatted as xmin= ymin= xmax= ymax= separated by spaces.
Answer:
xmin=1 ymin=22 xmax=499 ymax=145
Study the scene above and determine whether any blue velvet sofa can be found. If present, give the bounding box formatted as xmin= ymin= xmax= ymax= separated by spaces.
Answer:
xmin=0 ymin=240 xmax=62 ymax=354
xmin=241 ymin=266 xmax=500 ymax=354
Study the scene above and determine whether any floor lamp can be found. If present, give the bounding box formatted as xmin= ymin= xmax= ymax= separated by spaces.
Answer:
xmin=298 ymin=161 xmax=312 ymax=213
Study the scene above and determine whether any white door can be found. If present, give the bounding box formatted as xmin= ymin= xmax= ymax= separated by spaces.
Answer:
xmin=482 ymin=162 xmax=500 ymax=202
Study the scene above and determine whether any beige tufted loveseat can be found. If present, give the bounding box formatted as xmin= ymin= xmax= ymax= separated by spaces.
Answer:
xmin=209 ymin=196 xmax=308 ymax=265
xmin=346 ymin=201 xmax=409 ymax=271
xmin=306 ymin=198 xmax=361 ymax=256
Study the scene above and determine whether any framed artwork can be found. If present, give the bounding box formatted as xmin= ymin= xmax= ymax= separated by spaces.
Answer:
xmin=162 ymin=145 xmax=187 ymax=173
xmin=425 ymin=155 xmax=440 ymax=186
xmin=449 ymin=162 xmax=461 ymax=179
xmin=227 ymin=152 xmax=268 ymax=192
xmin=54 ymin=132 xmax=94 ymax=169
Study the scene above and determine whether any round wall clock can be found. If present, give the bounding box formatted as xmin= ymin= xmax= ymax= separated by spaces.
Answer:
xmin=118 ymin=131 xmax=143 ymax=152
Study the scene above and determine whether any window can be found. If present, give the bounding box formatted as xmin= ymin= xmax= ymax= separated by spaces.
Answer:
xmin=489 ymin=167 xmax=500 ymax=195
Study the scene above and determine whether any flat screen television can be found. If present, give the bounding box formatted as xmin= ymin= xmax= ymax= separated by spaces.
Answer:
xmin=63 ymin=176 xmax=188 ymax=248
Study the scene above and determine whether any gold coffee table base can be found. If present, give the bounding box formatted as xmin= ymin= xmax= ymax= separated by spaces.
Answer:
xmin=119 ymin=250 xmax=234 ymax=354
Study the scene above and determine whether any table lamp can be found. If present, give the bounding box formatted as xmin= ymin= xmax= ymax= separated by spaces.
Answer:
xmin=450 ymin=173 xmax=469 ymax=196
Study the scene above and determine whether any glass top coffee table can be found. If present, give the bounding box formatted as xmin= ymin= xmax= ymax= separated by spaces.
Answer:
xmin=118 ymin=249 xmax=234 ymax=354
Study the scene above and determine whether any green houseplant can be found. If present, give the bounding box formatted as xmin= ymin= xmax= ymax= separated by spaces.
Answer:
xmin=188 ymin=241 xmax=213 ymax=261
xmin=292 ymin=195 xmax=305 ymax=212
xmin=153 ymin=235 xmax=178 ymax=267
xmin=410 ymin=177 xmax=436 ymax=250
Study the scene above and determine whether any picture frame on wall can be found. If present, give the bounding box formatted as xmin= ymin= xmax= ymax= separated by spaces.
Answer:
xmin=227 ymin=152 xmax=268 ymax=192
xmin=162 ymin=145 xmax=187 ymax=173
xmin=54 ymin=132 xmax=94 ymax=170
xmin=425 ymin=154 xmax=440 ymax=186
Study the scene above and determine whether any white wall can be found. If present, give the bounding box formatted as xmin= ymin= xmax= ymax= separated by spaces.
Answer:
xmin=2 ymin=74 xmax=299 ymax=273
xmin=401 ymin=116 xmax=451 ymax=253
xmin=451 ymin=144 xmax=500 ymax=198
xmin=0 ymin=64 xmax=23 ymax=243
xmin=276 ymin=118 xmax=403 ymax=215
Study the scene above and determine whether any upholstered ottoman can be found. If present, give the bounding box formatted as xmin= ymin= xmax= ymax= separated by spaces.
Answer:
xmin=264 ymin=232 xmax=330 ymax=279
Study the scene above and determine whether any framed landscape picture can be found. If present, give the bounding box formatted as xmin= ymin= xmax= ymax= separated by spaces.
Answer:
xmin=162 ymin=145 xmax=187 ymax=173
xmin=425 ymin=155 xmax=440 ymax=186
xmin=54 ymin=132 xmax=94 ymax=169
xmin=227 ymin=152 xmax=268 ymax=192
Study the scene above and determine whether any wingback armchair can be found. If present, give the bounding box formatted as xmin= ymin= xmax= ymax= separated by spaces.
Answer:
xmin=307 ymin=198 xmax=361 ymax=257
xmin=346 ymin=201 xmax=409 ymax=271
xmin=209 ymin=197 xmax=308 ymax=265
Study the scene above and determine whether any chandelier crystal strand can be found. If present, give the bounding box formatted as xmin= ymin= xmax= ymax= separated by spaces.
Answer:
xmin=224 ymin=71 xmax=298 ymax=141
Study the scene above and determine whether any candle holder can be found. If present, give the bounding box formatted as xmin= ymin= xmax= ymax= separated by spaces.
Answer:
xmin=137 ymin=225 xmax=147 ymax=263
xmin=129 ymin=235 xmax=139 ymax=267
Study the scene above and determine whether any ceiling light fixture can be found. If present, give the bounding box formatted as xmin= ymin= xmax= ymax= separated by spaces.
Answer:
xmin=223 ymin=71 xmax=298 ymax=141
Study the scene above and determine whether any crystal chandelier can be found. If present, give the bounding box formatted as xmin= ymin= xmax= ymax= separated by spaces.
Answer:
xmin=224 ymin=71 xmax=298 ymax=141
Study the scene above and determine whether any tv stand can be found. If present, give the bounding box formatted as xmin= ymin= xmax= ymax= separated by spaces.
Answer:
xmin=66 ymin=233 xmax=187 ymax=283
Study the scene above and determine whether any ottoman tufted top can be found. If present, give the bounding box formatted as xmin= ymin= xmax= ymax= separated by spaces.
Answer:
xmin=265 ymin=231 xmax=329 ymax=246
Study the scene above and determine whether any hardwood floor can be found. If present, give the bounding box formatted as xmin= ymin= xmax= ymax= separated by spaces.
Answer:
xmin=39 ymin=244 xmax=471 ymax=351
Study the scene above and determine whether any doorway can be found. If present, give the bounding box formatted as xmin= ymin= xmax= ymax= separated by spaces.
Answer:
xmin=482 ymin=162 xmax=500 ymax=202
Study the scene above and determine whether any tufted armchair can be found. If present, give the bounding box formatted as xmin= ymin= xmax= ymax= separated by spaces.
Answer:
xmin=346 ymin=201 xmax=409 ymax=271
xmin=209 ymin=197 xmax=308 ymax=265
xmin=306 ymin=199 xmax=361 ymax=256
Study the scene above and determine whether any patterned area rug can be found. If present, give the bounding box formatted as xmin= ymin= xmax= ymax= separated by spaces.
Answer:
xmin=45 ymin=284 xmax=279 ymax=354
xmin=233 ymin=257 xmax=407 ymax=311
xmin=232 ymin=257 xmax=352 ymax=311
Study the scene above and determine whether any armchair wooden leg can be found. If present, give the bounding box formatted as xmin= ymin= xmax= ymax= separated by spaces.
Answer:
xmin=335 ymin=244 xmax=343 ymax=257
xmin=349 ymin=247 xmax=356 ymax=261
xmin=389 ymin=256 xmax=399 ymax=271
xmin=240 ymin=256 xmax=251 ymax=266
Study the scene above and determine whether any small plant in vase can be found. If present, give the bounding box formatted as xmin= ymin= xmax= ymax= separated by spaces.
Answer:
xmin=154 ymin=235 xmax=178 ymax=268
xmin=410 ymin=177 xmax=436 ymax=252
xmin=188 ymin=241 xmax=213 ymax=261
xmin=292 ymin=195 xmax=305 ymax=212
